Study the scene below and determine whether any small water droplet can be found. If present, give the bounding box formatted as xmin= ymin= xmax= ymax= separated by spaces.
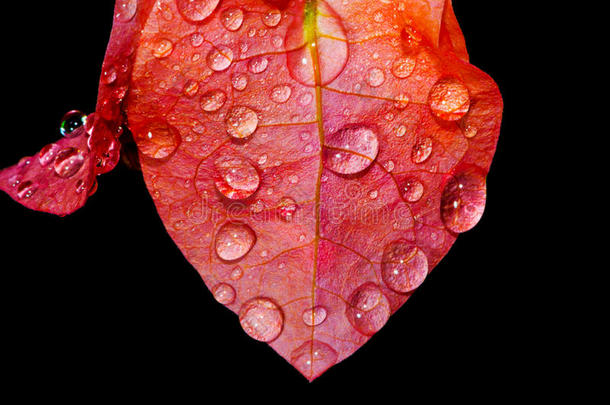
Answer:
xmin=402 ymin=179 xmax=424 ymax=202
xmin=60 ymin=110 xmax=87 ymax=138
xmin=381 ymin=240 xmax=428 ymax=293
xmin=53 ymin=148 xmax=85 ymax=178
xmin=226 ymin=106 xmax=259 ymax=139
xmin=262 ymin=8 xmax=281 ymax=27
xmin=183 ymin=80 xmax=199 ymax=97
xmin=230 ymin=266 xmax=243 ymax=280
xmin=270 ymin=85 xmax=292 ymax=103
xmin=213 ymin=283 xmax=236 ymax=304
xmin=200 ymin=89 xmax=227 ymax=112
xmin=277 ymin=197 xmax=297 ymax=221
xmin=369 ymin=190 xmax=378 ymax=199
xmin=440 ymin=167 xmax=486 ymax=233
xmin=258 ymin=154 xmax=268 ymax=165
xmin=302 ymin=306 xmax=327 ymax=326
xmin=394 ymin=94 xmax=410 ymax=109
xmin=299 ymin=92 xmax=313 ymax=106
xmin=411 ymin=137 xmax=433 ymax=164
xmin=176 ymin=0 xmax=220 ymax=23
xmin=428 ymin=77 xmax=470 ymax=121
xmin=214 ymin=155 xmax=260 ymax=199
xmin=239 ymin=297 xmax=283 ymax=342
xmin=383 ymin=160 xmax=395 ymax=172
xmin=345 ymin=283 xmax=390 ymax=336
xmin=392 ymin=55 xmax=416 ymax=78
xmin=207 ymin=45 xmax=234 ymax=71
xmin=395 ymin=125 xmax=407 ymax=138
xmin=102 ymin=65 xmax=118 ymax=85
xmin=132 ymin=120 xmax=181 ymax=159
xmin=215 ymin=222 xmax=256 ymax=261
xmin=248 ymin=56 xmax=268 ymax=74
xmin=366 ymin=67 xmax=385 ymax=87
xmin=231 ymin=73 xmax=248 ymax=91
xmin=16 ymin=180 xmax=37 ymax=199
xmin=290 ymin=340 xmax=337 ymax=381
xmin=39 ymin=143 xmax=60 ymax=166
xmin=323 ymin=125 xmax=379 ymax=175
xmin=190 ymin=32 xmax=204 ymax=47
xmin=220 ymin=7 xmax=244 ymax=31
xmin=152 ymin=39 xmax=174 ymax=58
xmin=75 ymin=179 xmax=87 ymax=194
xmin=115 ymin=0 xmax=137 ymax=22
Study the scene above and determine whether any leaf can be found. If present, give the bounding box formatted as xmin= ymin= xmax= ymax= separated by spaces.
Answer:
xmin=0 ymin=0 xmax=502 ymax=380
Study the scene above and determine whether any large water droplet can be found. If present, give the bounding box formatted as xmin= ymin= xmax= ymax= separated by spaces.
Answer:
xmin=345 ymin=283 xmax=390 ymax=336
xmin=411 ymin=137 xmax=433 ymax=164
xmin=323 ymin=125 xmax=379 ymax=175
xmin=215 ymin=222 xmax=256 ymax=261
xmin=213 ymin=283 xmax=236 ymax=304
xmin=152 ymin=39 xmax=174 ymax=58
xmin=214 ymin=156 xmax=260 ymax=199
xmin=200 ymin=89 xmax=227 ymax=112
xmin=239 ymin=297 xmax=283 ymax=342
xmin=440 ymin=167 xmax=486 ymax=233
xmin=207 ymin=45 xmax=233 ymax=71
xmin=277 ymin=197 xmax=297 ymax=221
xmin=60 ymin=110 xmax=87 ymax=138
xmin=428 ymin=77 xmax=470 ymax=121
xmin=302 ymin=306 xmax=327 ymax=326
xmin=248 ymin=56 xmax=269 ymax=74
xmin=392 ymin=55 xmax=416 ymax=78
xmin=115 ymin=0 xmax=138 ymax=22
xmin=16 ymin=180 xmax=38 ymax=199
xmin=226 ymin=106 xmax=258 ymax=139
xmin=270 ymin=85 xmax=291 ymax=103
xmin=132 ymin=120 xmax=181 ymax=159
xmin=381 ymin=240 xmax=428 ymax=293
xmin=176 ymin=0 xmax=220 ymax=23
xmin=220 ymin=7 xmax=244 ymax=31
xmin=53 ymin=148 xmax=85 ymax=178
xmin=290 ymin=340 xmax=338 ymax=381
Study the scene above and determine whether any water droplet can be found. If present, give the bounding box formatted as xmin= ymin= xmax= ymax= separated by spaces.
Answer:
xmin=220 ymin=7 xmax=244 ymax=31
xmin=190 ymin=32 xmax=204 ymax=47
xmin=183 ymin=80 xmax=199 ymax=97
xmin=226 ymin=106 xmax=258 ymax=139
xmin=383 ymin=160 xmax=395 ymax=172
xmin=369 ymin=190 xmax=378 ymax=199
xmin=231 ymin=73 xmax=248 ymax=91
xmin=381 ymin=240 xmax=428 ymax=293
xmin=75 ymin=179 xmax=87 ymax=194
xmin=115 ymin=0 xmax=137 ymax=22
xmin=440 ymin=167 xmax=486 ymax=233
xmin=152 ymin=39 xmax=174 ymax=58
xmin=428 ymin=77 xmax=470 ymax=121
xmin=277 ymin=197 xmax=297 ymax=221
xmin=39 ymin=143 xmax=60 ymax=166
xmin=102 ymin=65 xmax=118 ymax=85
xmin=60 ymin=110 xmax=87 ymax=138
xmin=239 ymin=297 xmax=283 ymax=342
xmin=345 ymin=283 xmax=391 ymax=336
xmin=207 ymin=45 xmax=234 ymax=71
xmin=215 ymin=222 xmax=256 ymax=261
xmin=323 ymin=125 xmax=379 ymax=175
xmin=214 ymin=156 xmax=260 ymax=199
xmin=290 ymin=340 xmax=337 ymax=381
xmin=262 ymin=8 xmax=281 ymax=27
xmin=200 ymin=89 xmax=227 ymax=112
xmin=299 ymin=92 xmax=313 ymax=106
xmin=411 ymin=137 xmax=433 ymax=164
xmin=395 ymin=125 xmax=407 ymax=138
xmin=366 ymin=67 xmax=385 ymax=87
xmin=394 ymin=94 xmax=410 ymax=109
xmin=132 ymin=120 xmax=181 ymax=159
xmin=213 ymin=283 xmax=236 ymax=304
xmin=302 ymin=306 xmax=327 ymax=326
xmin=402 ymin=179 xmax=424 ymax=202
xmin=248 ymin=56 xmax=268 ymax=74
xmin=392 ymin=56 xmax=416 ymax=78
xmin=176 ymin=0 xmax=220 ymax=23
xmin=16 ymin=180 xmax=37 ymax=199
xmin=53 ymin=148 xmax=85 ymax=178
xmin=230 ymin=266 xmax=243 ymax=280
xmin=270 ymin=85 xmax=291 ymax=103
xmin=257 ymin=154 xmax=268 ymax=165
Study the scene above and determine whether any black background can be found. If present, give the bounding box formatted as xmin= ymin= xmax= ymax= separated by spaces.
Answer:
xmin=0 ymin=1 xmax=551 ymax=398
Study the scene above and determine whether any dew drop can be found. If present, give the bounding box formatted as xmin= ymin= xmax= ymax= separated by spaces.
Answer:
xmin=226 ymin=106 xmax=258 ymax=139
xmin=60 ymin=110 xmax=87 ymax=138
xmin=132 ymin=120 xmax=181 ymax=159
xmin=302 ymin=306 xmax=327 ymax=326
xmin=381 ymin=240 xmax=428 ymax=293
xmin=392 ymin=56 xmax=416 ymax=78
xmin=115 ymin=0 xmax=137 ymax=22
xmin=75 ymin=179 xmax=87 ymax=194
xmin=190 ymin=32 xmax=204 ymax=47
xmin=411 ymin=137 xmax=433 ymax=164
xmin=16 ymin=180 xmax=37 ymax=199
xmin=257 ymin=154 xmax=268 ymax=165
xmin=270 ymin=85 xmax=291 ymax=103
xmin=369 ymin=190 xmax=378 ymax=199
xmin=212 ymin=283 xmax=236 ymax=305
xmin=102 ymin=65 xmax=118 ymax=85
xmin=323 ymin=125 xmax=379 ymax=175
xmin=428 ymin=77 xmax=470 ymax=121
xmin=39 ymin=143 xmax=61 ymax=166
xmin=239 ymin=297 xmax=283 ymax=342
xmin=220 ymin=7 xmax=244 ymax=31
xmin=183 ymin=80 xmax=199 ymax=97
xmin=53 ymin=148 xmax=85 ymax=178
xmin=152 ymin=39 xmax=174 ymax=58
xmin=213 ymin=155 xmax=260 ymax=200
xmin=200 ymin=89 xmax=227 ymax=112
xmin=230 ymin=266 xmax=243 ymax=280
xmin=215 ymin=222 xmax=256 ymax=261
xmin=402 ymin=179 xmax=424 ymax=202
xmin=277 ymin=197 xmax=297 ymax=221
xmin=345 ymin=283 xmax=390 ymax=336
xmin=383 ymin=160 xmax=395 ymax=172
xmin=176 ymin=0 xmax=220 ymax=23
xmin=395 ymin=124 xmax=407 ymax=138
xmin=394 ymin=94 xmax=410 ymax=110
xmin=231 ymin=73 xmax=248 ymax=91
xmin=262 ymin=8 xmax=281 ymax=27
xmin=290 ymin=340 xmax=337 ymax=381
xmin=366 ymin=67 xmax=385 ymax=87
xmin=207 ymin=45 xmax=234 ymax=71
xmin=440 ymin=167 xmax=486 ymax=233
xmin=248 ymin=56 xmax=268 ymax=74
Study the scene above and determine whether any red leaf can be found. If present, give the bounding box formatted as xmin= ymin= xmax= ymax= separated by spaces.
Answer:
xmin=0 ymin=0 xmax=502 ymax=380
